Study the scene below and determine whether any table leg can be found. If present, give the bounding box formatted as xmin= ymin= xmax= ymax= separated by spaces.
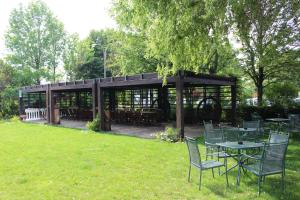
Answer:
xmin=237 ymin=149 xmax=241 ymax=186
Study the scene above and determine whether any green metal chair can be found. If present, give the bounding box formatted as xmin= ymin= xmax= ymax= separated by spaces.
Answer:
xmin=242 ymin=142 xmax=289 ymax=195
xmin=185 ymin=137 xmax=228 ymax=190
xmin=203 ymin=121 xmax=230 ymax=161
xmin=243 ymin=120 xmax=261 ymax=141
xmin=288 ymin=114 xmax=300 ymax=135
xmin=243 ymin=131 xmax=289 ymax=162
xmin=268 ymin=131 xmax=289 ymax=144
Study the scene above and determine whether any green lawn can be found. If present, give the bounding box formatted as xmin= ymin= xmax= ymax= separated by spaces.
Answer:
xmin=0 ymin=121 xmax=299 ymax=199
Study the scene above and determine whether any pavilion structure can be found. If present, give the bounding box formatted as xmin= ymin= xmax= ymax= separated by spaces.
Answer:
xmin=19 ymin=71 xmax=237 ymax=139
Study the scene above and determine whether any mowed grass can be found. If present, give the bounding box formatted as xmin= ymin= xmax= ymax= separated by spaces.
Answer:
xmin=0 ymin=121 xmax=299 ymax=200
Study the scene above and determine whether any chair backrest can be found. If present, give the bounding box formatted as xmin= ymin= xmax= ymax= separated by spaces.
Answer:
xmin=260 ymin=142 xmax=288 ymax=174
xmin=288 ymin=114 xmax=300 ymax=128
xmin=185 ymin=137 xmax=201 ymax=166
xmin=223 ymin=128 xmax=238 ymax=142
xmin=269 ymin=131 xmax=289 ymax=143
xmin=205 ymin=128 xmax=224 ymax=144
xmin=243 ymin=120 xmax=260 ymax=129
xmin=203 ymin=120 xmax=213 ymax=132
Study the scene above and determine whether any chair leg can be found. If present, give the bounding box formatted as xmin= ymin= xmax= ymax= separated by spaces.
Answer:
xmin=258 ymin=176 xmax=261 ymax=195
xmin=212 ymin=168 xmax=215 ymax=178
xmin=199 ymin=170 xmax=202 ymax=190
xmin=188 ymin=164 xmax=191 ymax=182
xmin=281 ymin=172 xmax=284 ymax=192
xmin=225 ymin=158 xmax=229 ymax=187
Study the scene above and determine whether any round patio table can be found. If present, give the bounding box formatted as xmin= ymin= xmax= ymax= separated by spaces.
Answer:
xmin=225 ymin=127 xmax=257 ymax=140
xmin=266 ymin=118 xmax=290 ymax=129
xmin=216 ymin=141 xmax=264 ymax=186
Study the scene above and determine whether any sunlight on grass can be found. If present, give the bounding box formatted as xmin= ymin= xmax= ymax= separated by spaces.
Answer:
xmin=0 ymin=121 xmax=299 ymax=199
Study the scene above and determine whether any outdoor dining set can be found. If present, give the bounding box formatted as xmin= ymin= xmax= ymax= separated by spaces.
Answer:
xmin=185 ymin=115 xmax=300 ymax=195
xmin=111 ymin=108 xmax=162 ymax=125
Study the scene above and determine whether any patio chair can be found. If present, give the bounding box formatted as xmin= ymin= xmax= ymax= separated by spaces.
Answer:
xmin=242 ymin=142 xmax=289 ymax=195
xmin=185 ymin=137 xmax=228 ymax=190
xmin=203 ymin=121 xmax=225 ymax=160
xmin=268 ymin=131 xmax=289 ymax=144
xmin=243 ymin=131 xmax=289 ymax=162
xmin=288 ymin=114 xmax=300 ymax=134
xmin=243 ymin=120 xmax=261 ymax=141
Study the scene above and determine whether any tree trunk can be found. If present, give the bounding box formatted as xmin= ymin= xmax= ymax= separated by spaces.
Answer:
xmin=257 ymin=67 xmax=264 ymax=106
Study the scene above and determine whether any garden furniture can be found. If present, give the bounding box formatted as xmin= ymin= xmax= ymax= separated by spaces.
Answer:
xmin=216 ymin=141 xmax=264 ymax=186
xmin=185 ymin=137 xmax=228 ymax=190
xmin=241 ymin=142 xmax=289 ymax=195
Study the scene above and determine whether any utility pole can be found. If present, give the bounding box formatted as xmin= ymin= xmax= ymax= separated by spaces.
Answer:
xmin=103 ymin=47 xmax=107 ymax=78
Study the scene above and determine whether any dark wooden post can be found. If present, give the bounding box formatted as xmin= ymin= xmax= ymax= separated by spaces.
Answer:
xmin=92 ymin=80 xmax=97 ymax=119
xmin=27 ymin=93 xmax=31 ymax=108
xmin=108 ymin=89 xmax=116 ymax=111
xmin=49 ymin=89 xmax=54 ymax=124
xmin=46 ymin=85 xmax=50 ymax=123
xmin=97 ymin=85 xmax=105 ymax=131
xmin=176 ymin=71 xmax=185 ymax=139
xmin=18 ymin=90 xmax=23 ymax=115
xmin=231 ymin=80 xmax=237 ymax=126
xmin=75 ymin=91 xmax=80 ymax=107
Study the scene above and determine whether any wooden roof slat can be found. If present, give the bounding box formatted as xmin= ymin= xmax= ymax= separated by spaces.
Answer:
xmin=21 ymin=71 xmax=236 ymax=93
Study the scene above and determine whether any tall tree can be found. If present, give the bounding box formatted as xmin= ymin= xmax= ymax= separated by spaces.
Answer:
xmin=230 ymin=0 xmax=300 ymax=105
xmin=109 ymin=31 xmax=159 ymax=76
xmin=112 ymin=0 xmax=236 ymax=77
xmin=63 ymin=34 xmax=94 ymax=80
xmin=5 ymin=0 xmax=66 ymax=84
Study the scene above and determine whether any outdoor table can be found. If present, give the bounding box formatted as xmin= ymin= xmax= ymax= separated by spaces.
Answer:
xmin=225 ymin=127 xmax=257 ymax=140
xmin=216 ymin=141 xmax=264 ymax=186
xmin=266 ymin=118 xmax=290 ymax=125
xmin=266 ymin=118 xmax=290 ymax=130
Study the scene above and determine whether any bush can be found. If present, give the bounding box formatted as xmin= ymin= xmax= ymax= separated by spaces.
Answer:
xmin=10 ymin=116 xmax=21 ymax=122
xmin=86 ymin=115 xmax=101 ymax=132
xmin=237 ymin=104 xmax=300 ymax=121
xmin=156 ymin=126 xmax=180 ymax=142
xmin=265 ymin=83 xmax=298 ymax=107
xmin=0 ymin=87 xmax=19 ymax=119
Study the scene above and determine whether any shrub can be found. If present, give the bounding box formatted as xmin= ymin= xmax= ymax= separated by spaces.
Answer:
xmin=86 ymin=115 xmax=100 ymax=132
xmin=0 ymin=87 xmax=18 ymax=119
xmin=156 ymin=126 xmax=179 ymax=142
xmin=10 ymin=116 xmax=21 ymax=122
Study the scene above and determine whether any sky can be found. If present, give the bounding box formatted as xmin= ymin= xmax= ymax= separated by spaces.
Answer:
xmin=0 ymin=0 xmax=117 ymax=58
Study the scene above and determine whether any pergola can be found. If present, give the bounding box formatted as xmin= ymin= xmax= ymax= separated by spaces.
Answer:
xmin=19 ymin=71 xmax=237 ymax=139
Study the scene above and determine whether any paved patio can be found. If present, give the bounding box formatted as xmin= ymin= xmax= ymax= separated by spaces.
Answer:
xmin=25 ymin=120 xmax=204 ymax=139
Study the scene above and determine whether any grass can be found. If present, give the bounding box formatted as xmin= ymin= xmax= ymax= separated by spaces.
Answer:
xmin=0 ymin=121 xmax=299 ymax=199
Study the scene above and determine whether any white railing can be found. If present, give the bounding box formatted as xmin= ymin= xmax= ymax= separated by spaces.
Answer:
xmin=25 ymin=108 xmax=46 ymax=121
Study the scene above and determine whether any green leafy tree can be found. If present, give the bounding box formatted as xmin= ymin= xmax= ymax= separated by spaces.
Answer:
xmin=109 ymin=31 xmax=159 ymax=76
xmin=265 ymin=82 xmax=299 ymax=106
xmin=63 ymin=34 xmax=94 ymax=80
xmin=111 ymin=0 xmax=236 ymax=77
xmin=0 ymin=59 xmax=18 ymax=118
xmin=5 ymin=0 xmax=66 ymax=84
xmin=230 ymin=0 xmax=300 ymax=105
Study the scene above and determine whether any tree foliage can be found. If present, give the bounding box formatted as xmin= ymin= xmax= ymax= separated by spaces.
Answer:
xmin=230 ymin=0 xmax=300 ymax=105
xmin=63 ymin=34 xmax=94 ymax=80
xmin=111 ymin=0 xmax=237 ymax=77
xmin=265 ymin=82 xmax=298 ymax=106
xmin=5 ymin=0 xmax=66 ymax=84
xmin=109 ymin=31 xmax=159 ymax=76
xmin=0 ymin=59 xmax=18 ymax=118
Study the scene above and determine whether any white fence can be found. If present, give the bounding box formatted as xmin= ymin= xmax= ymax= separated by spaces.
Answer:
xmin=25 ymin=108 xmax=46 ymax=121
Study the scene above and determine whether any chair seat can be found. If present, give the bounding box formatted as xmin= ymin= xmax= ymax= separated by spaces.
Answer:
xmin=243 ymin=162 xmax=283 ymax=176
xmin=207 ymin=151 xmax=238 ymax=158
xmin=200 ymin=160 xmax=224 ymax=169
